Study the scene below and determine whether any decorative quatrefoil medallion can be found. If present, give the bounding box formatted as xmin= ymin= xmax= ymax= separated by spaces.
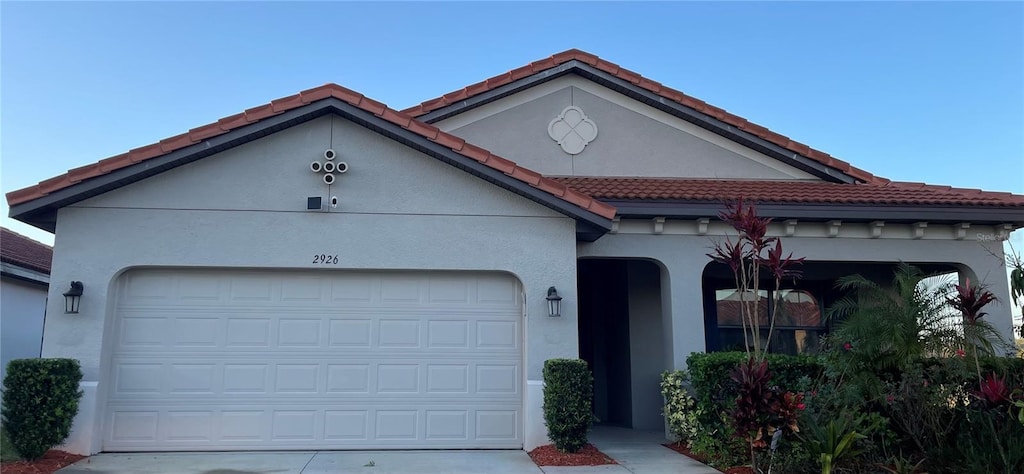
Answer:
xmin=548 ymin=106 xmax=598 ymax=155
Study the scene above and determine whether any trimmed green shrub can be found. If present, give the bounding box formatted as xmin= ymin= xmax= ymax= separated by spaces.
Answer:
xmin=688 ymin=352 xmax=823 ymax=419
xmin=543 ymin=358 xmax=594 ymax=453
xmin=1 ymin=358 xmax=83 ymax=460
xmin=661 ymin=370 xmax=702 ymax=446
xmin=686 ymin=351 xmax=823 ymax=466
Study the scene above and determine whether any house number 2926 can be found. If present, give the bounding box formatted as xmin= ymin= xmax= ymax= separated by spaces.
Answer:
xmin=313 ymin=254 xmax=339 ymax=264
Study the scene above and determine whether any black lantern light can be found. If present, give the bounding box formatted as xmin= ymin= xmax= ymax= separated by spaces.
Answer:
xmin=546 ymin=286 xmax=562 ymax=317
xmin=63 ymin=281 xmax=84 ymax=314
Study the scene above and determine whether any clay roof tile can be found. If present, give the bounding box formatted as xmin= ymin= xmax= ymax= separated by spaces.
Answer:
xmin=551 ymin=177 xmax=1024 ymax=208
xmin=1 ymin=227 xmax=52 ymax=274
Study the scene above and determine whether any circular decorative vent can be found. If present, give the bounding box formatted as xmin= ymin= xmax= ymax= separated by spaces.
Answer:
xmin=548 ymin=106 xmax=597 ymax=155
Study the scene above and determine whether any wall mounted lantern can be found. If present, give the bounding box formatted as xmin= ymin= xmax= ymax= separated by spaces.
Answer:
xmin=63 ymin=281 xmax=84 ymax=314
xmin=546 ymin=286 xmax=562 ymax=317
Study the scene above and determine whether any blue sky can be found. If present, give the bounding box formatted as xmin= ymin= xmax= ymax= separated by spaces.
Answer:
xmin=2 ymin=2 xmax=1022 ymax=257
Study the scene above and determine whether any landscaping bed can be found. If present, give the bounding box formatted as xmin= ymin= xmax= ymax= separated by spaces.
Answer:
xmin=0 ymin=450 xmax=86 ymax=474
xmin=662 ymin=208 xmax=1024 ymax=474
xmin=528 ymin=443 xmax=617 ymax=466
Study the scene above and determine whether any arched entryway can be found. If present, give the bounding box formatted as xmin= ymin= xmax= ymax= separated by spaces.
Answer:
xmin=577 ymin=258 xmax=667 ymax=430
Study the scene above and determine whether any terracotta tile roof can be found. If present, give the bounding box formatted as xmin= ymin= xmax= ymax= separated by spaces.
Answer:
xmin=5 ymin=84 xmax=616 ymax=221
xmin=402 ymin=49 xmax=888 ymax=185
xmin=1 ymin=227 xmax=53 ymax=274
xmin=552 ymin=177 xmax=1024 ymax=208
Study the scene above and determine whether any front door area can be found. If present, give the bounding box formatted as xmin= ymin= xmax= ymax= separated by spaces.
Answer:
xmin=577 ymin=259 xmax=666 ymax=431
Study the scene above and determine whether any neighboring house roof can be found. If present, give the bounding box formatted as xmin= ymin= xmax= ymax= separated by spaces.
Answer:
xmin=5 ymin=83 xmax=616 ymax=234
xmin=403 ymin=49 xmax=887 ymax=185
xmin=1 ymin=227 xmax=52 ymax=275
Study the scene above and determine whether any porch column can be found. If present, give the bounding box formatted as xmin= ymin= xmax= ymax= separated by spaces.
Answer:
xmin=662 ymin=256 xmax=708 ymax=369
xmin=955 ymin=248 xmax=1017 ymax=352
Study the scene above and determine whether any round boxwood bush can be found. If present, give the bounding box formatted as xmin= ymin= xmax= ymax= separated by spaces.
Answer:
xmin=542 ymin=358 xmax=594 ymax=453
xmin=1 ymin=358 xmax=83 ymax=460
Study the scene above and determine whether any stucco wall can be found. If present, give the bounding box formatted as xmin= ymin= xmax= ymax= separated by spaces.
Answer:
xmin=44 ymin=115 xmax=579 ymax=453
xmin=1 ymin=276 xmax=47 ymax=383
xmin=440 ymin=75 xmax=817 ymax=180
xmin=580 ymin=230 xmax=1017 ymax=369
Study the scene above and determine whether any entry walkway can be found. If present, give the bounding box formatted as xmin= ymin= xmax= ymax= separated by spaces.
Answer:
xmin=583 ymin=425 xmax=720 ymax=474
xmin=57 ymin=427 xmax=718 ymax=474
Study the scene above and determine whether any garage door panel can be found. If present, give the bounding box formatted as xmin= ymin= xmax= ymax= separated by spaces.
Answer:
xmin=105 ymin=405 xmax=520 ymax=449
xmin=118 ymin=271 xmax=521 ymax=307
xmin=114 ymin=312 xmax=519 ymax=352
xmin=106 ymin=269 xmax=522 ymax=451
xmin=109 ymin=359 xmax=520 ymax=400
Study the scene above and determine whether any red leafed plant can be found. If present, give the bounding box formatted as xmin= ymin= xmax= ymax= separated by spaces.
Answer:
xmin=731 ymin=358 xmax=776 ymax=450
xmin=947 ymin=278 xmax=996 ymax=324
xmin=730 ymin=357 xmax=804 ymax=473
xmin=772 ymin=391 xmax=806 ymax=434
xmin=974 ymin=373 xmax=1011 ymax=407
xmin=946 ymin=278 xmax=1008 ymax=377
xmin=708 ymin=198 xmax=804 ymax=359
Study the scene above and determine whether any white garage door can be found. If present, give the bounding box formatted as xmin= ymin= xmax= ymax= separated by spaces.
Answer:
xmin=105 ymin=269 xmax=523 ymax=451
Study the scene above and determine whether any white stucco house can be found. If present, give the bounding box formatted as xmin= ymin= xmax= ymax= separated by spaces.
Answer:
xmin=7 ymin=50 xmax=1024 ymax=455
xmin=1 ymin=227 xmax=52 ymax=386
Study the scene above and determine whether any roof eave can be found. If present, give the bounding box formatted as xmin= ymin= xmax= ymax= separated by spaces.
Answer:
xmin=0 ymin=261 xmax=50 ymax=286
xmin=606 ymin=200 xmax=1024 ymax=226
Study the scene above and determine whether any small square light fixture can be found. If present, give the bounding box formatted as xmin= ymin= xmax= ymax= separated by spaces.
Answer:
xmin=63 ymin=281 xmax=84 ymax=314
xmin=546 ymin=286 xmax=562 ymax=317
xmin=307 ymin=197 xmax=322 ymax=210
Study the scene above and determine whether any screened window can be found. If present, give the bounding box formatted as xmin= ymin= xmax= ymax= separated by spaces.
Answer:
xmin=715 ymin=288 xmax=825 ymax=355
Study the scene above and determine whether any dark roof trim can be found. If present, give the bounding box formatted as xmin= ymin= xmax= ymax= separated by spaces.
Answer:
xmin=607 ymin=200 xmax=1024 ymax=226
xmin=9 ymin=99 xmax=612 ymax=239
xmin=1 ymin=262 xmax=50 ymax=287
xmin=418 ymin=61 xmax=579 ymax=123
xmin=418 ymin=61 xmax=858 ymax=184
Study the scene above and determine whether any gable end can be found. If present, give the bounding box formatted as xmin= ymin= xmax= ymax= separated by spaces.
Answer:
xmin=406 ymin=51 xmax=887 ymax=185
xmin=9 ymin=98 xmax=614 ymax=239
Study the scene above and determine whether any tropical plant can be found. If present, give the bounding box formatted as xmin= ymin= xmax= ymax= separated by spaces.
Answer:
xmin=827 ymin=263 xmax=962 ymax=381
xmin=974 ymin=372 xmax=1012 ymax=407
xmin=729 ymin=357 xmax=804 ymax=473
xmin=708 ymin=198 xmax=804 ymax=360
xmin=798 ymin=418 xmax=867 ymax=474
xmin=686 ymin=351 xmax=824 ymax=468
xmin=1011 ymin=397 xmax=1024 ymax=426
xmin=660 ymin=370 xmax=702 ymax=447
xmin=948 ymin=279 xmax=1007 ymax=359
xmin=878 ymin=455 xmax=928 ymax=474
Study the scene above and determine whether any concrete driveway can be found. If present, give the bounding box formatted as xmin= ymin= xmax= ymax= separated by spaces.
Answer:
xmin=56 ymin=450 xmax=542 ymax=474
xmin=57 ymin=427 xmax=719 ymax=473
